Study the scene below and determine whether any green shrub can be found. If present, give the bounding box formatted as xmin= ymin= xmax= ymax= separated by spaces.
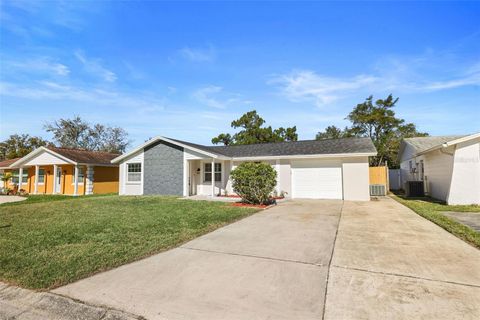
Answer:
xmin=230 ymin=162 xmax=277 ymax=204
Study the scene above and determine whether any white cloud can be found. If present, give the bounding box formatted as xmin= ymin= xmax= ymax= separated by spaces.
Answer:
xmin=0 ymin=81 xmax=165 ymax=111
xmin=422 ymin=63 xmax=480 ymax=91
xmin=271 ymin=58 xmax=480 ymax=106
xmin=192 ymin=85 xmax=245 ymax=109
xmin=193 ymin=85 xmax=225 ymax=108
xmin=270 ymin=70 xmax=378 ymax=106
xmin=2 ymin=57 xmax=70 ymax=76
xmin=74 ymin=50 xmax=117 ymax=82
xmin=179 ymin=46 xmax=216 ymax=62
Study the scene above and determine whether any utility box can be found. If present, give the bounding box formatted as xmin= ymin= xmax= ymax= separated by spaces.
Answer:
xmin=370 ymin=184 xmax=386 ymax=196
xmin=406 ymin=181 xmax=424 ymax=197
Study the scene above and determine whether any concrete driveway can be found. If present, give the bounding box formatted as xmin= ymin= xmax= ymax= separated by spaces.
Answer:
xmin=325 ymin=198 xmax=480 ymax=319
xmin=54 ymin=200 xmax=342 ymax=320
xmin=53 ymin=198 xmax=480 ymax=320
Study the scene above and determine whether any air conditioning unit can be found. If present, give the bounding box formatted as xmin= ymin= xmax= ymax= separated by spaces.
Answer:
xmin=406 ymin=181 xmax=424 ymax=197
xmin=370 ymin=184 xmax=386 ymax=196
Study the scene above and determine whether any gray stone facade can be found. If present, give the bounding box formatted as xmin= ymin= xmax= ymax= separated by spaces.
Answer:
xmin=143 ymin=141 xmax=184 ymax=195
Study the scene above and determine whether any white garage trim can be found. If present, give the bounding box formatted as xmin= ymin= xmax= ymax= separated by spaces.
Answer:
xmin=291 ymin=159 xmax=343 ymax=199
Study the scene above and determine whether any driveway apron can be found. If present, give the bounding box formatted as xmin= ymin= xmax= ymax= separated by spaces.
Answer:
xmin=54 ymin=200 xmax=342 ymax=320
xmin=324 ymin=197 xmax=480 ymax=320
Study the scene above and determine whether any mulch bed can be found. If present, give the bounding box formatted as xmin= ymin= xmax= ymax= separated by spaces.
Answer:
xmin=230 ymin=202 xmax=270 ymax=209
xmin=219 ymin=195 xmax=284 ymax=200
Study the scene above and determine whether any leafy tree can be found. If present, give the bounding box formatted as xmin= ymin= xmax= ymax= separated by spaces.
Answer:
xmin=212 ymin=110 xmax=298 ymax=145
xmin=0 ymin=134 xmax=50 ymax=160
xmin=316 ymin=125 xmax=352 ymax=140
xmin=211 ymin=133 xmax=233 ymax=146
xmin=230 ymin=162 xmax=277 ymax=204
xmin=44 ymin=116 xmax=129 ymax=153
xmin=316 ymin=95 xmax=428 ymax=167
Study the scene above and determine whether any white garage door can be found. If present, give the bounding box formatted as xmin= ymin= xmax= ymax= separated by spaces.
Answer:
xmin=291 ymin=159 xmax=343 ymax=199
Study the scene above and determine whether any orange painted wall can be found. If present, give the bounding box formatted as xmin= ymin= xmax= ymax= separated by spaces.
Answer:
xmin=93 ymin=166 xmax=119 ymax=194
xmin=26 ymin=165 xmax=55 ymax=194
xmin=4 ymin=168 xmax=32 ymax=192
xmin=60 ymin=165 xmax=86 ymax=195
xmin=3 ymin=165 xmax=118 ymax=195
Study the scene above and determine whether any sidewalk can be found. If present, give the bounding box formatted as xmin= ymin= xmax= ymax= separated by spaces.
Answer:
xmin=0 ymin=282 xmax=142 ymax=320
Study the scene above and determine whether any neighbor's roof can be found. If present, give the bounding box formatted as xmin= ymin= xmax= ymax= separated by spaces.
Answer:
xmin=0 ymin=157 xmax=22 ymax=169
xmin=403 ymin=135 xmax=466 ymax=154
xmin=8 ymin=147 xmax=121 ymax=168
xmin=47 ymin=147 xmax=120 ymax=165
xmin=169 ymin=137 xmax=377 ymax=158
xmin=112 ymin=136 xmax=377 ymax=163
xmin=399 ymin=132 xmax=480 ymax=161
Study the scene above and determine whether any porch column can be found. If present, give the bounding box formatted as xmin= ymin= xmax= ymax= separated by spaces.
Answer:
xmin=229 ymin=160 xmax=233 ymax=194
xmin=275 ymin=159 xmax=281 ymax=195
xmin=85 ymin=166 xmax=94 ymax=195
xmin=220 ymin=160 xmax=224 ymax=196
xmin=73 ymin=165 xmax=79 ymax=196
xmin=18 ymin=167 xmax=23 ymax=190
xmin=53 ymin=164 xmax=58 ymax=194
xmin=34 ymin=165 xmax=39 ymax=194
xmin=211 ymin=159 xmax=215 ymax=197
xmin=183 ymin=159 xmax=189 ymax=197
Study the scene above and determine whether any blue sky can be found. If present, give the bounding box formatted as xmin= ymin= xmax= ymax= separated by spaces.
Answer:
xmin=1 ymin=1 xmax=479 ymax=148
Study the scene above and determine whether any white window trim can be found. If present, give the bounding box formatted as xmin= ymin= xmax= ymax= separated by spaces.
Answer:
xmin=126 ymin=162 xmax=142 ymax=184
xmin=203 ymin=162 xmax=222 ymax=183
xmin=11 ymin=170 xmax=28 ymax=184
xmin=71 ymin=167 xmax=85 ymax=185
xmin=37 ymin=169 xmax=45 ymax=185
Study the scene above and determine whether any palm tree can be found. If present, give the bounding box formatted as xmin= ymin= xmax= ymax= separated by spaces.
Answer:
xmin=1 ymin=173 xmax=12 ymax=193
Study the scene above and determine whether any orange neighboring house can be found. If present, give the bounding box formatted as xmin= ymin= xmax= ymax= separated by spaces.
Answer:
xmin=0 ymin=147 xmax=120 ymax=195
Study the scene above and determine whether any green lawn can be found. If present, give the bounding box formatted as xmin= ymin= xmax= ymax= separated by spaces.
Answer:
xmin=0 ymin=195 xmax=257 ymax=290
xmin=391 ymin=194 xmax=480 ymax=249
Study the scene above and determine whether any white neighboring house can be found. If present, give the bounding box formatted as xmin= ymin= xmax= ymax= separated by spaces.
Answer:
xmin=398 ymin=133 xmax=480 ymax=205
xmin=112 ymin=136 xmax=377 ymax=201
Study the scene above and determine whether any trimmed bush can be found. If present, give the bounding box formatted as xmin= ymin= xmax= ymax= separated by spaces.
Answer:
xmin=230 ymin=162 xmax=277 ymax=204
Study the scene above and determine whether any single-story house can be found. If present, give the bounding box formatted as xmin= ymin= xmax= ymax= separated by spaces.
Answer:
xmin=112 ymin=136 xmax=377 ymax=201
xmin=398 ymin=133 xmax=480 ymax=205
xmin=0 ymin=147 xmax=120 ymax=195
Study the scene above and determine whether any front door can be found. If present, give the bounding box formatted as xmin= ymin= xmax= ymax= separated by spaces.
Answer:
xmin=55 ymin=166 xmax=62 ymax=193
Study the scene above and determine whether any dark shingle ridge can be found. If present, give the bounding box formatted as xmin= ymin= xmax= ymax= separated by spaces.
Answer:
xmin=168 ymin=137 xmax=376 ymax=158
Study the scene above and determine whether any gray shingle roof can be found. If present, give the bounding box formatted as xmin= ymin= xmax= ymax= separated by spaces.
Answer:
xmin=403 ymin=135 xmax=466 ymax=154
xmin=169 ymin=137 xmax=376 ymax=158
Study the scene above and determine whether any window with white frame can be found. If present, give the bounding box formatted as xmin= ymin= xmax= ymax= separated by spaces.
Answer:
xmin=73 ymin=167 xmax=84 ymax=184
xmin=127 ymin=163 xmax=142 ymax=182
xmin=38 ymin=169 xmax=45 ymax=184
xmin=12 ymin=171 xmax=19 ymax=184
xmin=204 ymin=163 xmax=221 ymax=182
xmin=11 ymin=170 xmax=28 ymax=184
